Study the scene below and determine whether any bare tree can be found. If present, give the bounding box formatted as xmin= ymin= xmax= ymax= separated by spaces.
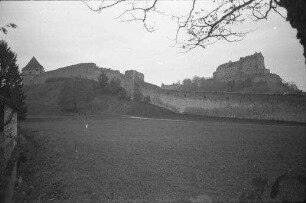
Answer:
xmin=84 ymin=0 xmax=305 ymax=59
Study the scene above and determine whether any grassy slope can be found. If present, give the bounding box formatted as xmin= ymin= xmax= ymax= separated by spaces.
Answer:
xmin=23 ymin=82 xmax=177 ymax=118
xmin=23 ymin=82 xmax=63 ymax=115
xmin=23 ymin=82 xmax=306 ymax=125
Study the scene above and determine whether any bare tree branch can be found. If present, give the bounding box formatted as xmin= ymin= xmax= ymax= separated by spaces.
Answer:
xmin=83 ymin=0 xmax=127 ymax=13
xmin=84 ymin=0 xmax=287 ymax=51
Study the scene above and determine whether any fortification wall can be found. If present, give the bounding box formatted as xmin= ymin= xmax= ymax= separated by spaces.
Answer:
xmin=24 ymin=61 xmax=305 ymax=122
xmin=140 ymin=83 xmax=306 ymax=122
xmin=28 ymin=63 xmax=137 ymax=96
xmin=32 ymin=63 xmax=100 ymax=84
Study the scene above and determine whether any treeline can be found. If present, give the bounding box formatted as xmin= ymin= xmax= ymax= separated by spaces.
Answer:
xmin=172 ymin=76 xmax=253 ymax=92
xmin=0 ymin=40 xmax=27 ymax=120
xmin=171 ymin=76 xmax=301 ymax=93
xmin=56 ymin=72 xmax=129 ymax=111
xmin=55 ymin=72 xmax=151 ymax=111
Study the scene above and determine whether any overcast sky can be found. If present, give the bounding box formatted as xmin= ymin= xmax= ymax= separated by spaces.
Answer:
xmin=1 ymin=1 xmax=305 ymax=91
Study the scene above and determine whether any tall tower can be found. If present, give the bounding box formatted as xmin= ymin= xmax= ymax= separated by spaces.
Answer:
xmin=22 ymin=57 xmax=45 ymax=85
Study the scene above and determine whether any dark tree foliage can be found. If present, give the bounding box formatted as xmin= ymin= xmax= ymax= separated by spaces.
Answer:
xmin=0 ymin=40 xmax=27 ymax=120
xmin=177 ymin=75 xmax=299 ymax=93
xmin=240 ymin=171 xmax=305 ymax=202
xmin=93 ymin=74 xmax=129 ymax=100
xmin=106 ymin=78 xmax=126 ymax=97
xmin=278 ymin=0 xmax=306 ymax=60
xmin=97 ymin=72 xmax=109 ymax=89
xmin=133 ymin=88 xmax=143 ymax=101
xmin=85 ymin=0 xmax=306 ymax=60
xmin=57 ymin=78 xmax=93 ymax=111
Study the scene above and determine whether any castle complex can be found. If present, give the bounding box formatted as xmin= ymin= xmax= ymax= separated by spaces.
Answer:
xmin=22 ymin=57 xmax=144 ymax=96
xmin=22 ymin=52 xmax=284 ymax=94
xmin=212 ymin=52 xmax=281 ymax=83
xmin=21 ymin=54 xmax=305 ymax=122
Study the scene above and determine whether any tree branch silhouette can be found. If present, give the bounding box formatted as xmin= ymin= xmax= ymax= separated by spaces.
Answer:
xmin=84 ymin=0 xmax=305 ymax=59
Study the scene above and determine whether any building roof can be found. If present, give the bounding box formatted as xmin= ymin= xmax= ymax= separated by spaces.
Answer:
xmin=22 ymin=57 xmax=44 ymax=72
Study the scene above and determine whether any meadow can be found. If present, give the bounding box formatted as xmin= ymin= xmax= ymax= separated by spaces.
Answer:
xmin=16 ymin=114 xmax=305 ymax=202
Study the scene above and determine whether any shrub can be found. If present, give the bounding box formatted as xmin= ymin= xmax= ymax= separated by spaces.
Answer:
xmin=117 ymin=88 xmax=129 ymax=100
xmin=239 ymin=171 xmax=305 ymax=203
xmin=105 ymin=78 xmax=122 ymax=95
xmin=133 ymin=88 xmax=143 ymax=101
xmin=57 ymin=78 xmax=94 ymax=111
xmin=143 ymin=96 xmax=150 ymax=103
xmin=97 ymin=72 xmax=108 ymax=89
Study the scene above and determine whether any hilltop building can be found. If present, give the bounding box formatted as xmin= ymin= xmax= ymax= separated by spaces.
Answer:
xmin=22 ymin=57 xmax=45 ymax=85
xmin=213 ymin=52 xmax=281 ymax=84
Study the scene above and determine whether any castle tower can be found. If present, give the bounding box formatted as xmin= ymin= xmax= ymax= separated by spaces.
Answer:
xmin=22 ymin=57 xmax=45 ymax=85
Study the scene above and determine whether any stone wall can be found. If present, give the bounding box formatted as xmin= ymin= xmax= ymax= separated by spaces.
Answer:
xmin=24 ymin=63 xmax=145 ymax=96
xmin=0 ymin=103 xmax=18 ymax=181
xmin=213 ymin=52 xmax=272 ymax=82
xmin=140 ymin=83 xmax=306 ymax=122
xmin=31 ymin=63 xmax=101 ymax=84
xmin=125 ymin=70 xmax=144 ymax=82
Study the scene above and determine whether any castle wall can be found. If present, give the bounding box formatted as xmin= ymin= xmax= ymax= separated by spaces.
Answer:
xmin=213 ymin=52 xmax=269 ymax=82
xmin=22 ymin=58 xmax=305 ymax=123
xmin=32 ymin=63 xmax=101 ymax=84
xmin=24 ymin=63 xmax=141 ymax=96
xmin=213 ymin=62 xmax=242 ymax=81
xmin=140 ymin=84 xmax=306 ymax=122
xmin=22 ymin=74 xmax=36 ymax=85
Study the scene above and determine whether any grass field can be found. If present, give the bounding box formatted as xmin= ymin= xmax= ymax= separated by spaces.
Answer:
xmin=15 ymin=114 xmax=305 ymax=202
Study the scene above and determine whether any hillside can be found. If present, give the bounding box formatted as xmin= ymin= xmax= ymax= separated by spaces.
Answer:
xmin=22 ymin=81 xmax=177 ymax=118
xmin=173 ymin=77 xmax=301 ymax=94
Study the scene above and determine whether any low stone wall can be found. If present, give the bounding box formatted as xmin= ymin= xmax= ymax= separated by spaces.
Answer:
xmin=1 ymin=103 xmax=18 ymax=202
xmin=1 ymin=104 xmax=18 ymax=171
xmin=140 ymin=83 xmax=306 ymax=122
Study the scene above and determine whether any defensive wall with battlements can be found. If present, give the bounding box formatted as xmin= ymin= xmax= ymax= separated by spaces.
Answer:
xmin=139 ymin=83 xmax=306 ymax=122
xmin=22 ymin=60 xmax=144 ymax=97
xmin=22 ymin=56 xmax=306 ymax=122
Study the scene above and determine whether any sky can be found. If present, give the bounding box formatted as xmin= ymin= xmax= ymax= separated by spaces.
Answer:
xmin=1 ymin=1 xmax=305 ymax=91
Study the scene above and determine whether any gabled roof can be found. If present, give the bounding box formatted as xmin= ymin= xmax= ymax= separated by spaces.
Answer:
xmin=23 ymin=57 xmax=44 ymax=71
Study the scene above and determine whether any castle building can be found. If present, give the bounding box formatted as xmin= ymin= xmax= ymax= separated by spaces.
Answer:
xmin=22 ymin=57 xmax=45 ymax=85
xmin=213 ymin=52 xmax=272 ymax=82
